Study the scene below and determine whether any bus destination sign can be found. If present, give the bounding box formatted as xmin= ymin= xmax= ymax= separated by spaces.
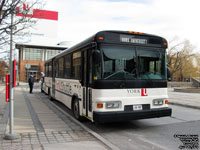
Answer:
xmin=120 ymin=35 xmax=147 ymax=44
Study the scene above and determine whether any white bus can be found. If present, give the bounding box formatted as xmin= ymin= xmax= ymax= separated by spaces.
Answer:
xmin=42 ymin=30 xmax=172 ymax=123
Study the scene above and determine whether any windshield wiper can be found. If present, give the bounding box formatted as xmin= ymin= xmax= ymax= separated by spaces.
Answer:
xmin=104 ymin=70 xmax=128 ymax=80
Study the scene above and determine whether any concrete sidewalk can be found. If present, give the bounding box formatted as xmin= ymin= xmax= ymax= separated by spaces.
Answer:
xmin=0 ymin=84 xmax=111 ymax=150
xmin=168 ymin=88 xmax=200 ymax=110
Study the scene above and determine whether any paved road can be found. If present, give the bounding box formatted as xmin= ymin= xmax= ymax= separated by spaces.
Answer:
xmin=49 ymin=90 xmax=200 ymax=150
xmin=168 ymin=88 xmax=200 ymax=109
xmin=53 ymin=100 xmax=200 ymax=150
xmin=82 ymin=105 xmax=200 ymax=150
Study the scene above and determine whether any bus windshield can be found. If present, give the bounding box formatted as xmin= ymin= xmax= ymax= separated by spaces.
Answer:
xmin=98 ymin=45 xmax=167 ymax=80
xmin=137 ymin=47 xmax=166 ymax=80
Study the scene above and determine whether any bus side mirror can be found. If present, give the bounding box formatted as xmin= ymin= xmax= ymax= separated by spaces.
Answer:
xmin=92 ymin=50 xmax=101 ymax=64
xmin=167 ymin=68 xmax=171 ymax=81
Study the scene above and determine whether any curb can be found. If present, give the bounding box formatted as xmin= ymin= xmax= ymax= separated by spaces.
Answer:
xmin=46 ymin=99 xmax=120 ymax=150
xmin=173 ymin=88 xmax=200 ymax=93
xmin=169 ymin=102 xmax=200 ymax=110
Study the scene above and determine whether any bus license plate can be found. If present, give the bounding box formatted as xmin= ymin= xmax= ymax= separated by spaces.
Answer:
xmin=133 ymin=105 xmax=143 ymax=110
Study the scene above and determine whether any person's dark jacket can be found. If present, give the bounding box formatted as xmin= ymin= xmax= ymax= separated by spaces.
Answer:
xmin=28 ymin=76 xmax=34 ymax=85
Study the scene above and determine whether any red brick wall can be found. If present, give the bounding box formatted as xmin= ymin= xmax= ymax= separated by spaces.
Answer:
xmin=19 ymin=60 xmax=45 ymax=82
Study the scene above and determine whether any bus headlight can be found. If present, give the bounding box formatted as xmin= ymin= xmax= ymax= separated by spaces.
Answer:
xmin=106 ymin=101 xmax=121 ymax=109
xmin=153 ymin=99 xmax=164 ymax=106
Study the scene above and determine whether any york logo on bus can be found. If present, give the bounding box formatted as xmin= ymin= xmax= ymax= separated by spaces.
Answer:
xmin=127 ymin=89 xmax=140 ymax=94
xmin=141 ymin=88 xmax=148 ymax=96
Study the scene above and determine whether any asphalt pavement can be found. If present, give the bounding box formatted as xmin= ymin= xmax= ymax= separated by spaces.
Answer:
xmin=168 ymin=88 xmax=200 ymax=110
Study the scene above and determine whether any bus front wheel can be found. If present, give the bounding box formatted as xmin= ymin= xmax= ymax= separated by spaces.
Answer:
xmin=48 ymin=89 xmax=52 ymax=100
xmin=73 ymin=98 xmax=83 ymax=121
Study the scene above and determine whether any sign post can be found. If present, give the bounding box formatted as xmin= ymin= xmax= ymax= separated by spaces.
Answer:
xmin=25 ymin=63 xmax=31 ymax=81
xmin=5 ymin=74 xmax=10 ymax=103
xmin=13 ymin=60 xmax=16 ymax=87
xmin=4 ymin=2 xmax=19 ymax=140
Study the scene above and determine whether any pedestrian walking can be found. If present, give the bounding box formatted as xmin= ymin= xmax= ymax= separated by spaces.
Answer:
xmin=28 ymin=75 xmax=34 ymax=93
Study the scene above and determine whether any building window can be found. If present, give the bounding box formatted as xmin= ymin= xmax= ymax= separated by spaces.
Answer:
xmin=31 ymin=65 xmax=39 ymax=70
xmin=24 ymin=48 xmax=42 ymax=60
xmin=47 ymin=50 xmax=61 ymax=60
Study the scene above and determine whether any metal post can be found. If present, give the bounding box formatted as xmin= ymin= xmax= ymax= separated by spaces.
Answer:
xmin=4 ymin=1 xmax=19 ymax=140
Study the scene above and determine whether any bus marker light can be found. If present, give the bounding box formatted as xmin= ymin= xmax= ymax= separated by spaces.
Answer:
xmin=98 ymin=37 xmax=104 ymax=40
xmin=134 ymin=31 xmax=138 ymax=34
xmin=128 ymin=31 xmax=133 ymax=33
xmin=94 ymin=76 xmax=97 ymax=80
xmin=165 ymin=100 xmax=168 ymax=104
xmin=139 ymin=32 xmax=143 ymax=34
xmin=163 ymin=43 xmax=167 ymax=46
xmin=92 ymin=37 xmax=95 ymax=41
xmin=97 ymin=103 xmax=103 ymax=108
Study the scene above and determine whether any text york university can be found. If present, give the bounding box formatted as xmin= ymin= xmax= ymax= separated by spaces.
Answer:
xmin=127 ymin=89 xmax=140 ymax=94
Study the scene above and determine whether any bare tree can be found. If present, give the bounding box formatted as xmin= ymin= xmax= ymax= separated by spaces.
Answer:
xmin=167 ymin=39 xmax=197 ymax=81
xmin=0 ymin=0 xmax=44 ymax=49
xmin=193 ymin=53 xmax=200 ymax=78
xmin=0 ymin=60 xmax=7 ymax=81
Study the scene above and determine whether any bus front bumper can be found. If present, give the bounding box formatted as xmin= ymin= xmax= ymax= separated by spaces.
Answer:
xmin=93 ymin=107 xmax=172 ymax=123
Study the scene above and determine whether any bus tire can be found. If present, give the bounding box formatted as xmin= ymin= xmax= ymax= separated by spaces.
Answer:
xmin=48 ymin=89 xmax=53 ymax=100
xmin=73 ymin=98 xmax=84 ymax=121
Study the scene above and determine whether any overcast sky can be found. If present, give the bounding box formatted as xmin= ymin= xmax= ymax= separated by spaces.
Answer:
xmin=30 ymin=0 xmax=200 ymax=52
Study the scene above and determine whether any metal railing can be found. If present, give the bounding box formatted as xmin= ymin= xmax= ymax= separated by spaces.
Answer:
xmin=191 ymin=77 xmax=200 ymax=87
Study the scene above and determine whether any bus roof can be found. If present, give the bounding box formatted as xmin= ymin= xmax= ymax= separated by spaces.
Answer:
xmin=45 ymin=30 xmax=167 ymax=63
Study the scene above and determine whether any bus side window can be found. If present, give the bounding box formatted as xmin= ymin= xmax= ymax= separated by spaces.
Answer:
xmin=64 ymin=54 xmax=71 ymax=79
xmin=55 ymin=61 xmax=59 ymax=78
xmin=72 ymin=52 xmax=81 ymax=80
xmin=45 ymin=63 xmax=49 ymax=77
xmin=58 ymin=57 xmax=64 ymax=78
xmin=88 ymin=51 xmax=93 ymax=84
xmin=49 ymin=63 xmax=52 ymax=77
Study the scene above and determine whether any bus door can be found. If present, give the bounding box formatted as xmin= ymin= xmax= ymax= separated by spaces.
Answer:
xmin=82 ymin=50 xmax=92 ymax=118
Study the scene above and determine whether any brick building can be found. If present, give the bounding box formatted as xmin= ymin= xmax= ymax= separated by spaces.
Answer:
xmin=16 ymin=43 xmax=67 ymax=82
